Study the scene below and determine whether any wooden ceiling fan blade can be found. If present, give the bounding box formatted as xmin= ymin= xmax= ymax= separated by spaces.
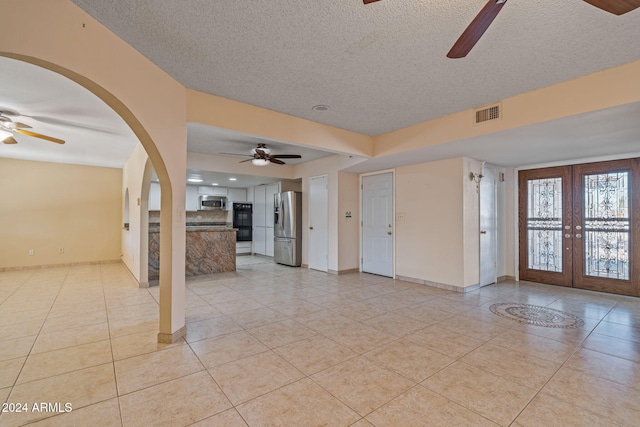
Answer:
xmin=2 ymin=136 xmax=18 ymax=144
xmin=270 ymin=154 xmax=302 ymax=159
xmin=363 ymin=0 xmax=382 ymax=4
xmin=14 ymin=129 xmax=65 ymax=144
xmin=447 ymin=0 xmax=508 ymax=59
xmin=239 ymin=158 xmax=254 ymax=163
xmin=270 ymin=158 xmax=286 ymax=165
xmin=583 ymin=0 xmax=640 ymax=15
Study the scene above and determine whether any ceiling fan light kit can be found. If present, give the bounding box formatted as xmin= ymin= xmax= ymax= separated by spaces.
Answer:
xmin=364 ymin=0 xmax=640 ymax=58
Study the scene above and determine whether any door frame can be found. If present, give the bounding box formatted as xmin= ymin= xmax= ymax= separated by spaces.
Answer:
xmin=308 ymin=174 xmax=329 ymax=272
xmin=359 ymin=169 xmax=396 ymax=278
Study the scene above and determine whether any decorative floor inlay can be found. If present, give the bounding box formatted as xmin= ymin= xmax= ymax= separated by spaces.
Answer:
xmin=489 ymin=303 xmax=585 ymax=329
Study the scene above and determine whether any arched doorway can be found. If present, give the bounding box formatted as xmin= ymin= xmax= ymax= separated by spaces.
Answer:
xmin=0 ymin=49 xmax=187 ymax=343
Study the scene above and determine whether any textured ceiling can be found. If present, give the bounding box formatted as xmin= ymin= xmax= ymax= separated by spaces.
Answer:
xmin=70 ymin=0 xmax=640 ymax=136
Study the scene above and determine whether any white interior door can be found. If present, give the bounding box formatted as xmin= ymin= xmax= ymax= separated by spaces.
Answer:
xmin=362 ymin=172 xmax=394 ymax=277
xmin=308 ymin=175 xmax=328 ymax=272
xmin=479 ymin=167 xmax=497 ymax=286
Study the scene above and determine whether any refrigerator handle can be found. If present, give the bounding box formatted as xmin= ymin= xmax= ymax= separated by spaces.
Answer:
xmin=280 ymin=198 xmax=285 ymax=230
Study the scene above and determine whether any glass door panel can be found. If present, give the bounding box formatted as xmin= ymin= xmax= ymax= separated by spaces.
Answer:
xmin=583 ymin=172 xmax=630 ymax=280
xmin=573 ymin=160 xmax=637 ymax=296
xmin=526 ymin=177 xmax=564 ymax=272
xmin=519 ymin=166 xmax=573 ymax=287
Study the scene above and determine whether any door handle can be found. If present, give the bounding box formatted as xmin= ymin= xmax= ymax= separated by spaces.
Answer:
xmin=387 ymin=231 xmax=392 ymax=235
xmin=575 ymin=233 xmax=582 ymax=239
xmin=309 ymin=226 xmax=314 ymax=230
xmin=480 ymin=231 xmax=487 ymax=234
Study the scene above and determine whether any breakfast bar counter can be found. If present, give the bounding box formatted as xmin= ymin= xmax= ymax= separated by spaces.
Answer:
xmin=148 ymin=226 xmax=237 ymax=280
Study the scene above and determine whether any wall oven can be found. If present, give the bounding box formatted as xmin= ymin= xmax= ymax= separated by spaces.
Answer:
xmin=232 ymin=203 xmax=252 ymax=242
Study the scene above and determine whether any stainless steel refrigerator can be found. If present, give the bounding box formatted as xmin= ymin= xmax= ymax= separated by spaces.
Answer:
xmin=274 ymin=191 xmax=302 ymax=266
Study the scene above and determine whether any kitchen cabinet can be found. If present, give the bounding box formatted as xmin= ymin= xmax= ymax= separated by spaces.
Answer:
xmin=250 ymin=181 xmax=301 ymax=256
xmin=253 ymin=226 xmax=266 ymax=256
xmin=265 ymin=227 xmax=274 ymax=257
xmin=253 ymin=185 xmax=266 ymax=227
xmin=236 ymin=241 xmax=251 ymax=255
xmin=227 ymin=188 xmax=247 ymax=202
xmin=198 ymin=186 xmax=228 ymax=196
xmin=265 ymin=183 xmax=278 ymax=228
xmin=186 ymin=185 xmax=199 ymax=211
xmin=149 ymin=182 xmax=161 ymax=211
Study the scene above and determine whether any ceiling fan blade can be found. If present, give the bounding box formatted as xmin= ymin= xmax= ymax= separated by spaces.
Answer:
xmin=270 ymin=154 xmax=302 ymax=159
xmin=239 ymin=158 xmax=254 ymax=163
xmin=14 ymin=129 xmax=65 ymax=144
xmin=270 ymin=158 xmax=286 ymax=165
xmin=8 ymin=122 xmax=32 ymax=129
xmin=583 ymin=0 xmax=640 ymax=15
xmin=363 ymin=0 xmax=382 ymax=4
xmin=219 ymin=152 xmax=253 ymax=157
xmin=2 ymin=136 xmax=18 ymax=144
xmin=447 ymin=0 xmax=508 ymax=59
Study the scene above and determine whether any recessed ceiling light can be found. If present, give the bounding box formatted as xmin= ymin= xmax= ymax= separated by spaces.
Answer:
xmin=229 ymin=178 xmax=237 ymax=181
xmin=187 ymin=178 xmax=203 ymax=183
xmin=211 ymin=183 xmax=219 ymax=186
xmin=312 ymin=105 xmax=329 ymax=112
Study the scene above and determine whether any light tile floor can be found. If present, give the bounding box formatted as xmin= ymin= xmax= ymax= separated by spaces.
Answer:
xmin=0 ymin=258 xmax=639 ymax=426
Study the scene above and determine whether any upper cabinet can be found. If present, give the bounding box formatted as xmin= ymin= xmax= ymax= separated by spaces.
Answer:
xmin=148 ymin=183 xmax=249 ymax=212
xmin=198 ymin=186 xmax=227 ymax=196
xmin=149 ymin=182 xmax=161 ymax=211
xmin=186 ymin=185 xmax=199 ymax=211
xmin=227 ymin=188 xmax=247 ymax=203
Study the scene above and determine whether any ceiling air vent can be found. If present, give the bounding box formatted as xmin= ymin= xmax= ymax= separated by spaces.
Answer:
xmin=475 ymin=104 xmax=501 ymax=124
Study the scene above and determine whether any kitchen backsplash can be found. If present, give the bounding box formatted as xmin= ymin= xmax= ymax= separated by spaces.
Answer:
xmin=148 ymin=210 xmax=231 ymax=224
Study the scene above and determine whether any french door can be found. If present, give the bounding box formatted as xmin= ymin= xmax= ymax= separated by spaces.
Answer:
xmin=519 ymin=158 xmax=640 ymax=297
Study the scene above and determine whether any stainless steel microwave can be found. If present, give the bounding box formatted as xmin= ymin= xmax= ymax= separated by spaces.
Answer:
xmin=198 ymin=195 xmax=227 ymax=210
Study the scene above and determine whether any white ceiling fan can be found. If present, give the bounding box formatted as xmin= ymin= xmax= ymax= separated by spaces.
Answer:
xmin=0 ymin=109 xmax=65 ymax=145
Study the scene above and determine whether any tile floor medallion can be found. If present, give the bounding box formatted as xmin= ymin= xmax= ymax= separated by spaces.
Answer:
xmin=489 ymin=302 xmax=585 ymax=328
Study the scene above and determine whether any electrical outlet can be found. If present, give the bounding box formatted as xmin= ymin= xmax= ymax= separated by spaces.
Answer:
xmin=58 ymin=248 xmax=64 ymax=254
xmin=28 ymin=249 xmax=34 ymax=256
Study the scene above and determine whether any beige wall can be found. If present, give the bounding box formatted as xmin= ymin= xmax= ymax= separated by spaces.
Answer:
xmin=187 ymin=89 xmax=373 ymax=158
xmin=337 ymin=171 xmax=360 ymax=272
xmin=395 ymin=158 xmax=464 ymax=286
xmin=0 ymin=158 xmax=122 ymax=269
xmin=293 ymin=155 xmax=363 ymax=272
xmin=121 ymin=144 xmax=152 ymax=285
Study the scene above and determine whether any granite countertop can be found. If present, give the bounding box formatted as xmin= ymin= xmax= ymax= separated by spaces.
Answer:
xmin=185 ymin=226 xmax=237 ymax=232
xmin=149 ymin=225 xmax=236 ymax=232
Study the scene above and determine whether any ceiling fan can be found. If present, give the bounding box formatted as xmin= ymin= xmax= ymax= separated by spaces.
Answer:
xmin=363 ymin=0 xmax=640 ymax=58
xmin=221 ymin=143 xmax=302 ymax=166
xmin=0 ymin=110 xmax=65 ymax=145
